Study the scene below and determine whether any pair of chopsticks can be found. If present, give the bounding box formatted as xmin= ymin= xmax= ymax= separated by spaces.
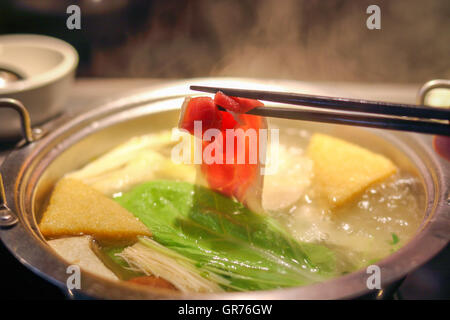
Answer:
xmin=190 ymin=85 xmax=450 ymax=136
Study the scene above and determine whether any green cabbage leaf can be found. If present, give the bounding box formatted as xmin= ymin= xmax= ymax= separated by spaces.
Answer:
xmin=115 ymin=180 xmax=336 ymax=291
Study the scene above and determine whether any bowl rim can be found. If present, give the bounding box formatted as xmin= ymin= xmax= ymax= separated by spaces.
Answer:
xmin=0 ymin=78 xmax=448 ymax=299
xmin=0 ymin=34 xmax=78 ymax=95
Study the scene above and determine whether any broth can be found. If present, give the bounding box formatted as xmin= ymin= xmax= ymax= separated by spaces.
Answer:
xmin=40 ymin=126 xmax=425 ymax=291
xmin=271 ymin=128 xmax=424 ymax=273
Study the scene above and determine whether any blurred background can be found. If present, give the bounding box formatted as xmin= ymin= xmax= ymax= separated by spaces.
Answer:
xmin=0 ymin=0 xmax=448 ymax=82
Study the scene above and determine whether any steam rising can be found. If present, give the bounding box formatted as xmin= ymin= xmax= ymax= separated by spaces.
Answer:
xmin=91 ymin=0 xmax=450 ymax=82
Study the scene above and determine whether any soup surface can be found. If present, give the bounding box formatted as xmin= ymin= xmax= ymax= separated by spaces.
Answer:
xmin=38 ymin=124 xmax=424 ymax=292
xmin=269 ymin=128 xmax=423 ymax=273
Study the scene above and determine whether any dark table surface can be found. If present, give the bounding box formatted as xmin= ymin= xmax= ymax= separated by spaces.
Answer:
xmin=0 ymin=79 xmax=448 ymax=300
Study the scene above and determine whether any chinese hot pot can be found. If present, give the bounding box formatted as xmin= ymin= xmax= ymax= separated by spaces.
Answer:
xmin=0 ymin=79 xmax=448 ymax=299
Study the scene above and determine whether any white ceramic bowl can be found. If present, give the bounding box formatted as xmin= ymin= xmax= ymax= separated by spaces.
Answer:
xmin=0 ymin=34 xmax=78 ymax=140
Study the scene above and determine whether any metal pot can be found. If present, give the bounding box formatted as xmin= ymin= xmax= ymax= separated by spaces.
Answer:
xmin=0 ymin=78 xmax=449 ymax=299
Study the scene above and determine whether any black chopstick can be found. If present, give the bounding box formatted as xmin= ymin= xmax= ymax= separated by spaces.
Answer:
xmin=192 ymin=85 xmax=450 ymax=136
xmin=190 ymin=85 xmax=450 ymax=121
xmin=216 ymin=106 xmax=449 ymax=136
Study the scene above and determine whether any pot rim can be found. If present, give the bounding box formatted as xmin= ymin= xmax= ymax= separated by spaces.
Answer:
xmin=0 ymin=78 xmax=449 ymax=299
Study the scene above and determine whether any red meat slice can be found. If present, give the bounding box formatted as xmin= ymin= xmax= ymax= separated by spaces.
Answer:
xmin=179 ymin=97 xmax=222 ymax=135
xmin=214 ymin=91 xmax=264 ymax=113
xmin=178 ymin=92 xmax=266 ymax=213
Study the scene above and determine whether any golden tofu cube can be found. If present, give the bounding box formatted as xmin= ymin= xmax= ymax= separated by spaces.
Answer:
xmin=307 ymin=133 xmax=397 ymax=208
xmin=39 ymin=178 xmax=150 ymax=240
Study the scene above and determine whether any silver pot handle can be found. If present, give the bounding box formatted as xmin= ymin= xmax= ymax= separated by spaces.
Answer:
xmin=0 ymin=98 xmax=36 ymax=227
xmin=0 ymin=98 xmax=35 ymax=144
xmin=417 ymin=79 xmax=450 ymax=105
